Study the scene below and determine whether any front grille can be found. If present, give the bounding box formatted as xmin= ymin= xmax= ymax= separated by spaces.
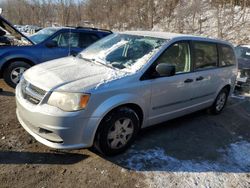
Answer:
xmin=29 ymin=84 xmax=46 ymax=96
xmin=21 ymin=79 xmax=46 ymax=105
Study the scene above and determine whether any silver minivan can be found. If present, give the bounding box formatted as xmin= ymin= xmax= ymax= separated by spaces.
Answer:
xmin=16 ymin=31 xmax=237 ymax=155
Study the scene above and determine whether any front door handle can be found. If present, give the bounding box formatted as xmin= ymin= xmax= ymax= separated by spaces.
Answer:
xmin=196 ymin=76 xmax=204 ymax=81
xmin=184 ymin=79 xmax=193 ymax=83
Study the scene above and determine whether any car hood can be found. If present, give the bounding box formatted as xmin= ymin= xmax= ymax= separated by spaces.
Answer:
xmin=0 ymin=15 xmax=34 ymax=45
xmin=24 ymin=56 xmax=128 ymax=92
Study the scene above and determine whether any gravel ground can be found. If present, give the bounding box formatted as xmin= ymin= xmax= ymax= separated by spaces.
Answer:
xmin=0 ymin=79 xmax=249 ymax=188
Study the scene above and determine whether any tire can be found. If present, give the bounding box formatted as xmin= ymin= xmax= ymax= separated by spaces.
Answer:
xmin=3 ymin=61 xmax=31 ymax=88
xmin=94 ymin=107 xmax=140 ymax=156
xmin=209 ymin=88 xmax=229 ymax=115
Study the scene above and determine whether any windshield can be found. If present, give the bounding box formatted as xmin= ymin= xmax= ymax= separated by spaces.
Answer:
xmin=29 ymin=28 xmax=59 ymax=44
xmin=235 ymin=46 xmax=250 ymax=60
xmin=79 ymin=33 xmax=166 ymax=72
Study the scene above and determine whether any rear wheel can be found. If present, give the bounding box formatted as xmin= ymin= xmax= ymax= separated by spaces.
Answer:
xmin=3 ymin=61 xmax=31 ymax=88
xmin=94 ymin=107 xmax=140 ymax=156
xmin=209 ymin=88 xmax=229 ymax=114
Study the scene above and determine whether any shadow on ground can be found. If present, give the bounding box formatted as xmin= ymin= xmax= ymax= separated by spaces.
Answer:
xmin=107 ymin=98 xmax=250 ymax=173
xmin=0 ymin=151 xmax=88 ymax=165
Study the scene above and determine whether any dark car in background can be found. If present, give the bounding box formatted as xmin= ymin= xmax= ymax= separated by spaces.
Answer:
xmin=0 ymin=15 xmax=112 ymax=87
xmin=235 ymin=45 xmax=250 ymax=93
xmin=235 ymin=45 xmax=250 ymax=70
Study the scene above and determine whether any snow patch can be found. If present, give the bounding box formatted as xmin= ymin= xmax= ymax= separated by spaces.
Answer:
xmin=94 ymin=69 xmax=129 ymax=89
xmin=124 ymin=148 xmax=221 ymax=172
xmin=152 ymin=0 xmax=250 ymax=44
xmin=120 ymin=141 xmax=250 ymax=188
xmin=99 ymin=40 xmax=129 ymax=60
xmin=124 ymin=47 xmax=160 ymax=73
xmin=123 ymin=141 xmax=250 ymax=172
xmin=225 ymin=141 xmax=250 ymax=169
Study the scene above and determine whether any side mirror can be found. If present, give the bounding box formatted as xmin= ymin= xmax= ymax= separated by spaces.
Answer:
xmin=45 ymin=41 xmax=58 ymax=48
xmin=156 ymin=64 xmax=175 ymax=77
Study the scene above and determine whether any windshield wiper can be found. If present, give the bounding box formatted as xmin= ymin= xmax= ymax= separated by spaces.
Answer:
xmin=78 ymin=54 xmax=118 ymax=70
xmin=77 ymin=54 xmax=93 ymax=62
xmin=93 ymin=58 xmax=118 ymax=70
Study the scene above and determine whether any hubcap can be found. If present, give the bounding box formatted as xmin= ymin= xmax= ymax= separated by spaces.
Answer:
xmin=10 ymin=67 xmax=27 ymax=84
xmin=107 ymin=118 xmax=134 ymax=149
xmin=216 ymin=92 xmax=226 ymax=111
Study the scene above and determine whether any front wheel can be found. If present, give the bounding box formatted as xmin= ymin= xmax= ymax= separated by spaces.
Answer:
xmin=94 ymin=107 xmax=140 ymax=156
xmin=3 ymin=61 xmax=31 ymax=88
xmin=209 ymin=88 xmax=229 ymax=114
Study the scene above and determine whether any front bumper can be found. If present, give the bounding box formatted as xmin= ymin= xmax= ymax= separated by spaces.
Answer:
xmin=16 ymin=84 xmax=100 ymax=149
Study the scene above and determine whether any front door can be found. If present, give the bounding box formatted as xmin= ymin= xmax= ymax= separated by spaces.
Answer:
xmin=148 ymin=41 xmax=197 ymax=125
xmin=41 ymin=31 xmax=82 ymax=62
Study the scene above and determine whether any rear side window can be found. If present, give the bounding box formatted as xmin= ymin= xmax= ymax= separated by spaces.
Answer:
xmin=79 ymin=33 xmax=99 ymax=48
xmin=219 ymin=45 xmax=236 ymax=66
xmin=193 ymin=42 xmax=218 ymax=70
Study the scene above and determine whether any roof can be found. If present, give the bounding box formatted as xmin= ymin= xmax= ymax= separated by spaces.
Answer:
xmin=65 ymin=26 xmax=112 ymax=33
xmin=41 ymin=26 xmax=112 ymax=34
xmin=122 ymin=31 xmax=191 ymax=39
xmin=121 ymin=31 xmax=232 ymax=45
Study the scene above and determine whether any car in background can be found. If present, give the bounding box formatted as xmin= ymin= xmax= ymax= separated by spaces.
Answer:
xmin=14 ymin=24 xmax=42 ymax=35
xmin=235 ymin=45 xmax=250 ymax=70
xmin=16 ymin=31 xmax=237 ymax=155
xmin=235 ymin=45 xmax=250 ymax=93
xmin=0 ymin=15 xmax=112 ymax=88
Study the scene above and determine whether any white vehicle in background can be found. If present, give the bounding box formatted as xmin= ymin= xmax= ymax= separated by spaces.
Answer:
xmin=16 ymin=31 xmax=237 ymax=155
xmin=14 ymin=24 xmax=42 ymax=35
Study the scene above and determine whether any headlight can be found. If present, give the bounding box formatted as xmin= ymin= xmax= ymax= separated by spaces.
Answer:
xmin=48 ymin=92 xmax=90 ymax=111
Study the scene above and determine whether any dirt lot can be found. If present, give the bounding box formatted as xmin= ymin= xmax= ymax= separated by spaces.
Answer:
xmin=0 ymin=79 xmax=250 ymax=188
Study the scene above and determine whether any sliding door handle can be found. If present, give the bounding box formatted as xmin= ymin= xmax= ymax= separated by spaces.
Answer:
xmin=196 ymin=76 xmax=204 ymax=81
xmin=184 ymin=79 xmax=193 ymax=83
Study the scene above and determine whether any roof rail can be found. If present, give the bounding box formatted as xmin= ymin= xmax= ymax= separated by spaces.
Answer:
xmin=236 ymin=44 xmax=250 ymax=47
xmin=65 ymin=26 xmax=112 ymax=33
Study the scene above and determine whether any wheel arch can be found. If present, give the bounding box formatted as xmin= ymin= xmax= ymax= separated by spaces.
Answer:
xmin=0 ymin=58 xmax=35 ymax=78
xmin=100 ymin=103 xmax=144 ymax=127
xmin=92 ymin=102 xmax=144 ymax=154
xmin=92 ymin=102 xmax=144 ymax=146
xmin=223 ymin=84 xmax=231 ymax=94
xmin=217 ymin=84 xmax=231 ymax=97
xmin=210 ymin=84 xmax=231 ymax=115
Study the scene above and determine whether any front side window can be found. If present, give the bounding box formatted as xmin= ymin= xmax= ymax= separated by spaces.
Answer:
xmin=193 ymin=42 xmax=218 ymax=70
xmin=155 ymin=42 xmax=191 ymax=74
xmin=52 ymin=32 xmax=80 ymax=48
xmin=219 ymin=45 xmax=236 ymax=66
